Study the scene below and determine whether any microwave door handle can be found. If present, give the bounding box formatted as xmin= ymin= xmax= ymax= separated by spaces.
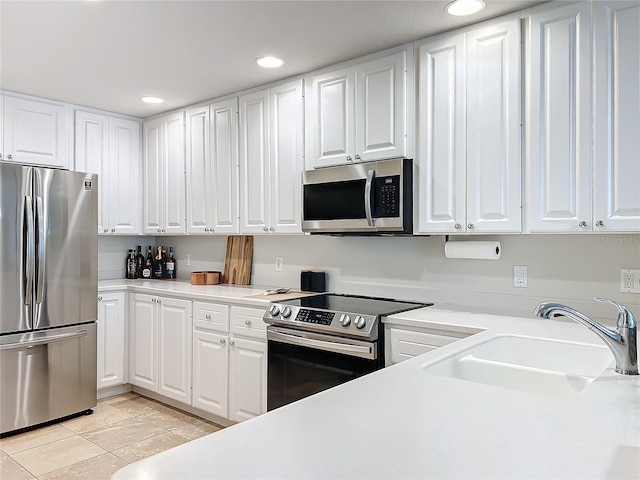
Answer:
xmin=364 ymin=169 xmax=375 ymax=227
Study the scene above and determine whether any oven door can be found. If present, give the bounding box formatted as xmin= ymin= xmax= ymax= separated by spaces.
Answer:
xmin=267 ymin=326 xmax=380 ymax=411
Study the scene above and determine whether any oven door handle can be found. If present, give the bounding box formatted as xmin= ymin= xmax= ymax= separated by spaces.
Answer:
xmin=268 ymin=329 xmax=375 ymax=360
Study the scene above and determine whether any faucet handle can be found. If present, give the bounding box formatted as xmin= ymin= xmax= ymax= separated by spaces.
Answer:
xmin=594 ymin=297 xmax=637 ymax=328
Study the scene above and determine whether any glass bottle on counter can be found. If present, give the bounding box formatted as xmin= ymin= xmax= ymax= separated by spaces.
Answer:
xmin=142 ymin=246 xmax=153 ymax=279
xmin=153 ymin=245 xmax=165 ymax=279
xmin=166 ymin=246 xmax=176 ymax=279
xmin=126 ymin=249 xmax=137 ymax=279
xmin=135 ymin=245 xmax=145 ymax=278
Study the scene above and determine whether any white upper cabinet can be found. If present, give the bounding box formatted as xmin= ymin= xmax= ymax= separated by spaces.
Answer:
xmin=307 ymin=49 xmax=407 ymax=169
xmin=143 ymin=112 xmax=186 ymax=235
xmin=239 ymin=79 xmax=304 ymax=234
xmin=75 ymin=110 xmax=141 ymax=235
xmin=527 ymin=2 xmax=592 ymax=232
xmin=185 ymin=98 xmax=239 ymax=234
xmin=417 ymin=16 xmax=521 ymax=234
xmin=2 ymin=94 xmax=70 ymax=169
xmin=593 ymin=1 xmax=640 ymax=232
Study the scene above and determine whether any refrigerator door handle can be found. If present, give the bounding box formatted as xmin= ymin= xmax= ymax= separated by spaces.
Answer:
xmin=35 ymin=196 xmax=45 ymax=306
xmin=0 ymin=329 xmax=88 ymax=351
xmin=24 ymin=196 xmax=35 ymax=309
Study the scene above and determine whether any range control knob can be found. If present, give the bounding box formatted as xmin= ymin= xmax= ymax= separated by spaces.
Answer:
xmin=281 ymin=306 xmax=292 ymax=318
xmin=339 ymin=314 xmax=351 ymax=327
xmin=354 ymin=316 xmax=366 ymax=329
xmin=269 ymin=304 xmax=281 ymax=317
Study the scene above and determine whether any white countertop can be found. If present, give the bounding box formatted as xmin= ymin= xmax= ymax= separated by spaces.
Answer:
xmin=112 ymin=303 xmax=640 ymax=480
xmin=98 ymin=279 xmax=313 ymax=307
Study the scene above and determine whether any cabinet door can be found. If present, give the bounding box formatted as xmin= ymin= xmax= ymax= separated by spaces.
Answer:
xmin=3 ymin=95 xmax=70 ymax=168
xmin=527 ymin=2 xmax=592 ymax=232
xmin=356 ymin=51 xmax=406 ymax=162
xmin=210 ymin=98 xmax=239 ymax=234
xmin=109 ymin=118 xmax=141 ymax=234
xmin=593 ymin=1 xmax=640 ymax=232
xmin=163 ymin=112 xmax=186 ymax=234
xmin=269 ymin=80 xmax=304 ymax=234
xmin=129 ymin=294 xmax=157 ymax=390
xmin=97 ymin=292 xmax=126 ymax=389
xmin=416 ymin=33 xmax=467 ymax=233
xmin=185 ymin=106 xmax=211 ymax=234
xmin=74 ymin=110 xmax=109 ymax=234
xmin=239 ymin=90 xmax=270 ymax=234
xmin=192 ymin=330 xmax=228 ymax=417
xmin=466 ymin=17 xmax=521 ymax=233
xmin=228 ymin=337 xmax=267 ymax=422
xmin=307 ymin=66 xmax=356 ymax=168
xmin=157 ymin=296 xmax=192 ymax=404
xmin=142 ymin=118 xmax=164 ymax=234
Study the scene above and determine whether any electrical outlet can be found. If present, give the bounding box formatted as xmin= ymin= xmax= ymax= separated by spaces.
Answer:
xmin=620 ymin=269 xmax=640 ymax=293
xmin=275 ymin=256 xmax=283 ymax=272
xmin=184 ymin=254 xmax=190 ymax=267
xmin=514 ymin=265 xmax=528 ymax=288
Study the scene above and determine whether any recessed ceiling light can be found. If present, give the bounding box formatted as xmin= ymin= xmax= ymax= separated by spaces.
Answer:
xmin=255 ymin=56 xmax=285 ymax=68
xmin=141 ymin=96 xmax=165 ymax=104
xmin=445 ymin=0 xmax=485 ymax=16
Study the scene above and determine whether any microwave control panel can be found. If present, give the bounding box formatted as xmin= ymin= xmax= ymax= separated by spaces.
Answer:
xmin=375 ymin=175 xmax=400 ymax=217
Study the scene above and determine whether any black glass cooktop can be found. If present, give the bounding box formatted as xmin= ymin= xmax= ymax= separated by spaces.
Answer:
xmin=282 ymin=294 xmax=431 ymax=316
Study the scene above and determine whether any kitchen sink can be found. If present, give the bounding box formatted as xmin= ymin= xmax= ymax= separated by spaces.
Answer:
xmin=422 ymin=335 xmax=613 ymax=394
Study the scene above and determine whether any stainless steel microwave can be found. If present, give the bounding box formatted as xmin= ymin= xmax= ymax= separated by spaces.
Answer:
xmin=301 ymin=158 xmax=413 ymax=235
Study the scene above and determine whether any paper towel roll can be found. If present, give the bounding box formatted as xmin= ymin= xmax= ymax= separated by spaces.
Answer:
xmin=444 ymin=241 xmax=501 ymax=260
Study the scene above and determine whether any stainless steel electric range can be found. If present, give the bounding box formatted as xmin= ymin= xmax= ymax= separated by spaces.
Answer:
xmin=263 ymin=293 xmax=431 ymax=411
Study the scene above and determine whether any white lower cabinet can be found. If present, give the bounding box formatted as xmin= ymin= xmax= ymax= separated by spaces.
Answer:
xmin=191 ymin=303 xmax=267 ymax=422
xmin=129 ymin=293 xmax=192 ymax=404
xmin=385 ymin=325 xmax=469 ymax=366
xmin=97 ymin=292 xmax=127 ymax=389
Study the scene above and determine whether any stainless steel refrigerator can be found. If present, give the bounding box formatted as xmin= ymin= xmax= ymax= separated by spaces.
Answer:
xmin=0 ymin=163 xmax=98 ymax=435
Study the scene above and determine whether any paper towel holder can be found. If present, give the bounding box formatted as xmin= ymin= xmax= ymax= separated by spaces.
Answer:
xmin=443 ymin=236 xmax=502 ymax=260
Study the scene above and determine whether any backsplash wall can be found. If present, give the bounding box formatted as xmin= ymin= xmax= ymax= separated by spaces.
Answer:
xmin=99 ymin=234 xmax=640 ymax=319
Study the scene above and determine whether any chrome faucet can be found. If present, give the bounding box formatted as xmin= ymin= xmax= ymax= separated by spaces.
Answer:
xmin=533 ymin=298 xmax=638 ymax=375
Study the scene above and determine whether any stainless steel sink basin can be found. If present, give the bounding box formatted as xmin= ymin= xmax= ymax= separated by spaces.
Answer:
xmin=422 ymin=335 xmax=613 ymax=394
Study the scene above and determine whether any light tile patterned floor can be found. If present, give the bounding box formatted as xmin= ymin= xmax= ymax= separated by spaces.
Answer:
xmin=0 ymin=393 xmax=223 ymax=479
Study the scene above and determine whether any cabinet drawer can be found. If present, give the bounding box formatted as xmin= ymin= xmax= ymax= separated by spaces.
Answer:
xmin=193 ymin=301 xmax=229 ymax=333
xmin=230 ymin=306 xmax=267 ymax=340
xmin=388 ymin=327 xmax=463 ymax=365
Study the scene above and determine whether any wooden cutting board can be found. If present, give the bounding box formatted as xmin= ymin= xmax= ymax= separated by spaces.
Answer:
xmin=223 ymin=236 xmax=253 ymax=285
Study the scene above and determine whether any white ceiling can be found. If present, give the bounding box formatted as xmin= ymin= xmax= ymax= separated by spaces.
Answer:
xmin=0 ymin=0 xmax=546 ymax=119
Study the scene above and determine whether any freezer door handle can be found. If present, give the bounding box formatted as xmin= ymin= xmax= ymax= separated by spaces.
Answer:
xmin=35 ymin=196 xmax=45 ymax=306
xmin=0 ymin=329 xmax=88 ymax=351
xmin=24 ymin=195 xmax=35 ymax=309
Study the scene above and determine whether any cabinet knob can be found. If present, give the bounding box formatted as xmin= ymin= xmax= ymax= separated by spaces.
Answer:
xmin=0 ymin=153 xmax=3 ymax=159
xmin=152 ymin=298 xmax=156 ymax=303
xmin=103 ymin=228 xmax=108 ymax=233
xmin=220 ymin=338 xmax=226 ymax=345
xmin=111 ymin=228 xmax=116 ymax=233
xmin=454 ymin=223 xmax=462 ymax=230
xmin=209 ymin=227 xmax=214 ymax=233
xmin=269 ymin=227 xmax=275 ymax=232
xmin=98 ymin=296 xmax=103 ymax=301
xmin=355 ymin=154 xmax=361 ymax=161
xmin=204 ymin=228 xmax=209 ymax=232
xmin=229 ymin=340 xmax=235 ymax=347
xmin=157 ymin=298 xmax=161 ymax=304
xmin=245 ymin=320 xmax=251 ymax=326
xmin=157 ymin=229 xmax=161 ymax=233
xmin=263 ymin=227 xmax=268 ymax=232
xmin=578 ymin=221 xmax=588 ymax=229
xmin=595 ymin=220 xmax=604 ymax=228
xmin=7 ymin=154 xmax=12 ymax=160
xmin=206 ymin=314 xmax=211 ymax=320
xmin=467 ymin=223 xmax=474 ymax=230
xmin=346 ymin=156 xmax=353 ymax=162
xmin=162 ymin=229 xmax=166 ymax=233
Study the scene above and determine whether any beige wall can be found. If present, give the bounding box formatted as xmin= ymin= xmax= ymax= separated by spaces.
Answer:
xmin=99 ymin=233 xmax=640 ymax=320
